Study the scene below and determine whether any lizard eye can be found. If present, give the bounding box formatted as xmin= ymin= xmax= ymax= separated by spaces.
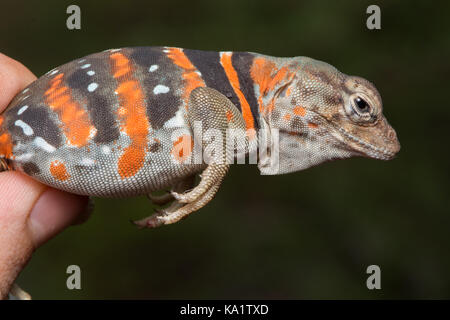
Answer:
xmin=345 ymin=93 xmax=376 ymax=123
xmin=352 ymin=96 xmax=370 ymax=114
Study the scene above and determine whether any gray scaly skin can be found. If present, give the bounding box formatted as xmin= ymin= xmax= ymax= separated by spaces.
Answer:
xmin=0 ymin=47 xmax=400 ymax=229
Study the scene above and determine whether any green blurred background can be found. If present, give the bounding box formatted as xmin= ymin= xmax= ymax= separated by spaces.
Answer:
xmin=1 ymin=0 xmax=449 ymax=299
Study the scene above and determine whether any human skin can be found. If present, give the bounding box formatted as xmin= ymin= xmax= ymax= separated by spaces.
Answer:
xmin=0 ymin=53 xmax=90 ymax=299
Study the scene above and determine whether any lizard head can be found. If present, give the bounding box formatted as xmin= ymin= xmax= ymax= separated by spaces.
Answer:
xmin=258 ymin=57 xmax=400 ymax=175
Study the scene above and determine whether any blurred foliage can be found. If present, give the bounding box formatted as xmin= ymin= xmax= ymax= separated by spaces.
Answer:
xmin=1 ymin=0 xmax=449 ymax=299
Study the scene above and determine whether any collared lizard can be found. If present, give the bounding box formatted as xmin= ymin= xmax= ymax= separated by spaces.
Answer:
xmin=0 ymin=47 xmax=400 ymax=228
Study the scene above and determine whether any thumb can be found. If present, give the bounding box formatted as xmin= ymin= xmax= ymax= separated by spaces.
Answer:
xmin=0 ymin=53 xmax=90 ymax=298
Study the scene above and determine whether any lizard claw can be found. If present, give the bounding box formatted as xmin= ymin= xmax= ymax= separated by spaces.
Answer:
xmin=131 ymin=210 xmax=167 ymax=229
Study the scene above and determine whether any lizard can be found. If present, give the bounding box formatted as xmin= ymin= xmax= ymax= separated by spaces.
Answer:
xmin=0 ymin=46 xmax=400 ymax=228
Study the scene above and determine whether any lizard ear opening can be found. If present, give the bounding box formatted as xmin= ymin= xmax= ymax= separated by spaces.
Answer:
xmin=275 ymin=73 xmax=297 ymax=99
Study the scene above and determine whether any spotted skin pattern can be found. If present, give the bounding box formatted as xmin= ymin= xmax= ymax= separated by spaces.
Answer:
xmin=0 ymin=47 xmax=400 ymax=227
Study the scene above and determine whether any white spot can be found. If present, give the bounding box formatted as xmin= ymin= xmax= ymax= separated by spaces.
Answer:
xmin=110 ymin=48 xmax=121 ymax=52
xmin=114 ymin=91 xmax=118 ymax=95
xmin=149 ymin=65 xmax=158 ymax=72
xmin=49 ymin=69 xmax=59 ymax=75
xmin=88 ymin=83 xmax=98 ymax=92
xmin=20 ymin=95 xmax=29 ymax=101
xmin=78 ymin=59 xmax=86 ymax=63
xmin=87 ymin=70 xmax=95 ymax=76
xmin=81 ymin=64 xmax=91 ymax=69
xmin=164 ymin=108 xmax=186 ymax=128
xmin=101 ymin=145 xmax=111 ymax=154
xmin=17 ymin=105 xmax=29 ymax=115
xmin=80 ymin=158 xmax=96 ymax=166
xmin=22 ymin=88 xmax=30 ymax=94
xmin=14 ymin=153 xmax=34 ymax=162
xmin=153 ymin=84 xmax=170 ymax=95
xmin=34 ymin=137 xmax=56 ymax=153
xmin=15 ymin=120 xmax=34 ymax=136
xmin=195 ymin=71 xmax=202 ymax=76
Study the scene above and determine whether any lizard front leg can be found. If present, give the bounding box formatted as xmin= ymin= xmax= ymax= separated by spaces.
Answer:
xmin=171 ymin=87 xmax=248 ymax=204
xmin=139 ymin=87 xmax=248 ymax=228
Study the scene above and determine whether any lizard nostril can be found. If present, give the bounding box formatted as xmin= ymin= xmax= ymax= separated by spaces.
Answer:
xmin=387 ymin=129 xmax=396 ymax=140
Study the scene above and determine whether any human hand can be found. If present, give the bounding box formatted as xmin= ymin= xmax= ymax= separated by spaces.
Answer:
xmin=0 ymin=53 xmax=90 ymax=299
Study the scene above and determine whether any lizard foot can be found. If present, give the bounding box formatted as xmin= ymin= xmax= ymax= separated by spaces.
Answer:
xmin=158 ymin=184 xmax=220 ymax=225
xmin=134 ymin=198 xmax=185 ymax=228
xmin=136 ymin=183 xmax=220 ymax=228
xmin=171 ymin=164 xmax=227 ymax=204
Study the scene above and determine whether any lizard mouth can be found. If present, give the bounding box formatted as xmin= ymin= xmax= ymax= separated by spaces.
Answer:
xmin=335 ymin=126 xmax=398 ymax=160
xmin=303 ymin=112 xmax=400 ymax=161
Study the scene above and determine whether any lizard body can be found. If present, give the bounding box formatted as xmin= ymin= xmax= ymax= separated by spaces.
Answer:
xmin=0 ymin=47 xmax=400 ymax=227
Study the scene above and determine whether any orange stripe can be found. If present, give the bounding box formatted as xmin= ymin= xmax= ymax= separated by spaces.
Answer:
xmin=250 ymin=57 xmax=276 ymax=97
xmin=165 ymin=48 xmax=205 ymax=108
xmin=44 ymin=73 xmax=94 ymax=147
xmin=250 ymin=58 xmax=294 ymax=115
xmin=110 ymin=52 xmax=150 ymax=179
xmin=220 ymin=52 xmax=255 ymax=138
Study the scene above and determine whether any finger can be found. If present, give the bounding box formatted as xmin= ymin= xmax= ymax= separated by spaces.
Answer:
xmin=0 ymin=53 xmax=37 ymax=112
xmin=0 ymin=54 xmax=91 ymax=298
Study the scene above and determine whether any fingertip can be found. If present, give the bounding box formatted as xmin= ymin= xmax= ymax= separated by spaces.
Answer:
xmin=0 ymin=171 xmax=90 ymax=248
